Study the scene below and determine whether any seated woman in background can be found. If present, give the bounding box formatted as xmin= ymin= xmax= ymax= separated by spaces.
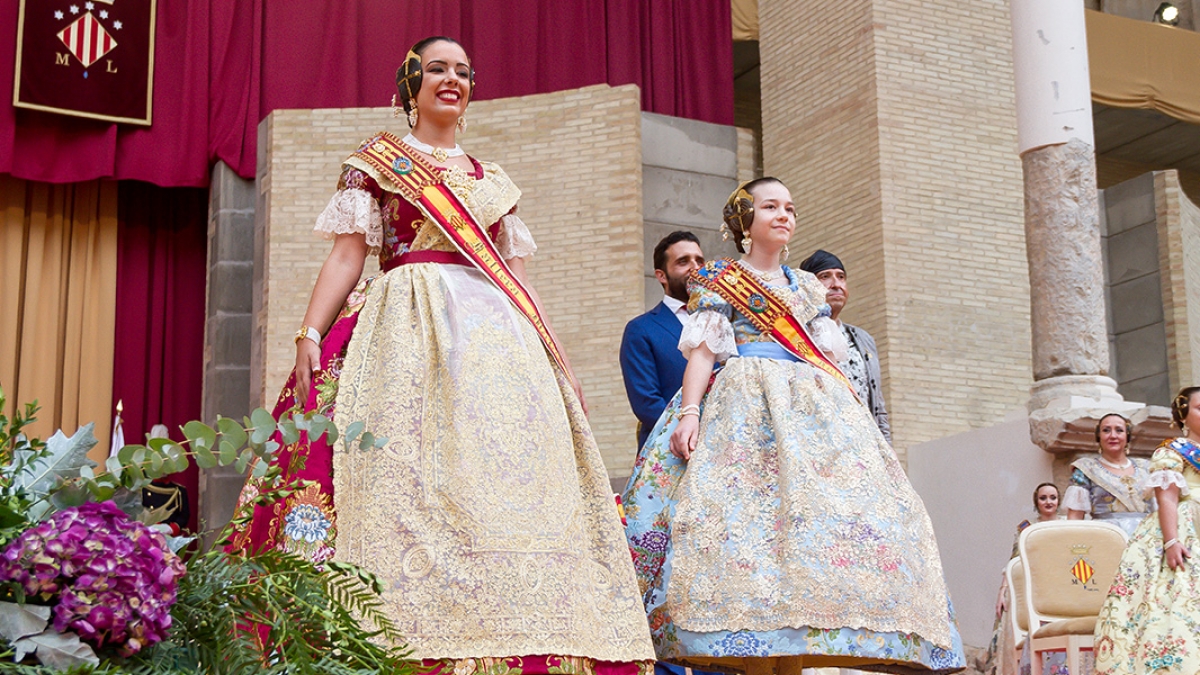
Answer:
xmin=986 ymin=483 xmax=1059 ymax=675
xmin=1095 ymin=387 xmax=1200 ymax=675
xmin=1063 ymin=413 xmax=1154 ymax=537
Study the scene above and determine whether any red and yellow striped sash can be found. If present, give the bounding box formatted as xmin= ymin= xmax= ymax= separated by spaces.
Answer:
xmin=352 ymin=132 xmax=569 ymax=374
xmin=696 ymin=259 xmax=857 ymax=398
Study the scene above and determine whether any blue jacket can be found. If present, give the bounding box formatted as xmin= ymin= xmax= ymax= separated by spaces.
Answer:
xmin=619 ymin=301 xmax=688 ymax=450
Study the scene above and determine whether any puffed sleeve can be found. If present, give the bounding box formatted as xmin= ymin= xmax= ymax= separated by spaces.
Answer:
xmin=313 ymin=167 xmax=384 ymax=254
xmin=495 ymin=212 xmax=537 ymax=260
xmin=1061 ymin=468 xmax=1092 ymax=512
xmin=1144 ymin=445 xmax=1190 ymax=496
xmin=679 ymin=278 xmax=737 ymax=362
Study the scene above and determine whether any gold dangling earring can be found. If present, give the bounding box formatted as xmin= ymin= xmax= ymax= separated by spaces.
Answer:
xmin=457 ymin=115 xmax=468 ymax=132
xmin=407 ymin=100 xmax=419 ymax=128
xmin=744 ymin=238 xmax=752 ymax=255
xmin=392 ymin=94 xmax=403 ymax=119
xmin=782 ymin=244 xmax=790 ymax=261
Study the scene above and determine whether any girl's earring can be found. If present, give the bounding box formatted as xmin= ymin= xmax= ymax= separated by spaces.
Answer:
xmin=407 ymin=100 xmax=419 ymax=128
xmin=457 ymin=115 xmax=468 ymax=132
xmin=392 ymin=94 xmax=403 ymax=119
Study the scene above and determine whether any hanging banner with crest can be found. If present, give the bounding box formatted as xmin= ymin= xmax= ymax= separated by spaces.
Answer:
xmin=12 ymin=0 xmax=157 ymax=125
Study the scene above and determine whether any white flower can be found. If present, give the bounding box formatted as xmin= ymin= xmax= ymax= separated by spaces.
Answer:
xmin=99 ymin=10 xmax=108 ymax=18
xmin=113 ymin=20 xmax=122 ymax=29
xmin=69 ymin=5 xmax=79 ymax=14
xmin=54 ymin=10 xmax=63 ymax=19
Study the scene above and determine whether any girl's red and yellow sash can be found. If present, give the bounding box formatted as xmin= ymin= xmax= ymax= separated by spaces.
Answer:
xmin=694 ymin=258 xmax=857 ymax=398
xmin=352 ymin=132 xmax=569 ymax=374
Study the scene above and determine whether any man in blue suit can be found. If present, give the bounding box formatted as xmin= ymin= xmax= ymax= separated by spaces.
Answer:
xmin=620 ymin=231 xmax=705 ymax=450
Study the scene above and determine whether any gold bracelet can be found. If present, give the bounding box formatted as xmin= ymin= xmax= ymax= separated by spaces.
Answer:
xmin=294 ymin=325 xmax=321 ymax=346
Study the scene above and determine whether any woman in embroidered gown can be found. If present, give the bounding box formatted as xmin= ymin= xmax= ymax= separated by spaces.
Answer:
xmin=1094 ymin=387 xmax=1200 ymax=675
xmin=1063 ymin=413 xmax=1155 ymax=537
xmin=621 ymin=179 xmax=965 ymax=675
xmin=230 ymin=37 xmax=654 ymax=675
xmin=986 ymin=483 xmax=1059 ymax=675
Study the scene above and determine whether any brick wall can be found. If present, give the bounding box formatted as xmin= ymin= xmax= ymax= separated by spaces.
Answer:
xmin=759 ymin=0 xmax=1031 ymax=461
xmin=1156 ymin=170 xmax=1200 ymax=395
xmin=256 ymin=84 xmax=646 ymax=473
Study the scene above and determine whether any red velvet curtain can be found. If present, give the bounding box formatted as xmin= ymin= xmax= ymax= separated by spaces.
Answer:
xmin=111 ymin=182 xmax=207 ymax=531
xmin=0 ymin=0 xmax=733 ymax=187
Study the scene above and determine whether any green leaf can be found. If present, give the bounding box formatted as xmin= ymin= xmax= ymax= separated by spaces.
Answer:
xmin=219 ymin=439 xmax=238 ymax=465
xmin=374 ymin=435 xmax=389 ymax=449
xmin=104 ymin=455 xmax=124 ymax=480
xmin=117 ymin=443 xmax=137 ymax=465
xmin=251 ymin=459 xmax=269 ymax=479
xmin=132 ymin=446 xmax=147 ymax=466
xmin=13 ymin=628 xmax=99 ymax=669
xmin=79 ymin=465 xmax=94 ymax=480
xmin=279 ymin=418 xmax=301 ymax=446
xmin=309 ymin=413 xmax=329 ymax=440
xmin=236 ymin=448 xmax=254 ymax=474
xmin=249 ymin=408 xmax=277 ymax=445
xmin=183 ymin=420 xmax=217 ymax=451
xmin=195 ymin=445 xmax=218 ymax=469
xmin=11 ymin=424 xmax=98 ymax=521
xmin=0 ymin=601 xmax=50 ymax=643
xmin=358 ymin=432 xmax=375 ymax=451
xmin=163 ymin=441 xmax=188 ymax=474
xmin=217 ymin=416 xmax=249 ymax=449
xmin=148 ymin=450 xmax=164 ymax=474
xmin=344 ymin=421 xmax=364 ymax=447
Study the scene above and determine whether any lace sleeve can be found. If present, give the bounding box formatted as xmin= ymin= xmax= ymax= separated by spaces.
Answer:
xmin=679 ymin=310 xmax=737 ymax=362
xmin=1061 ymin=484 xmax=1091 ymax=513
xmin=313 ymin=189 xmax=383 ymax=255
xmin=496 ymin=213 xmax=537 ymax=260
xmin=1143 ymin=470 xmax=1189 ymax=496
xmin=809 ymin=316 xmax=848 ymax=362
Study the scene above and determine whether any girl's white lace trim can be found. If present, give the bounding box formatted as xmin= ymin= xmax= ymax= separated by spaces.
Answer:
xmin=679 ymin=310 xmax=738 ymax=362
xmin=313 ymin=189 xmax=383 ymax=255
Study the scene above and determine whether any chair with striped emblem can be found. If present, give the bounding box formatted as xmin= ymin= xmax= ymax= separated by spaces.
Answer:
xmin=1018 ymin=520 xmax=1128 ymax=675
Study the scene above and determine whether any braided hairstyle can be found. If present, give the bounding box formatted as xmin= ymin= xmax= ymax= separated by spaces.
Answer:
xmin=722 ymin=177 xmax=785 ymax=254
xmin=1171 ymin=386 xmax=1200 ymax=430
xmin=396 ymin=36 xmax=475 ymax=126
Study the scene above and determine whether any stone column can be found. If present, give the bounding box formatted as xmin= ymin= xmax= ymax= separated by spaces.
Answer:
xmin=199 ymin=160 xmax=256 ymax=540
xmin=1011 ymin=0 xmax=1140 ymax=452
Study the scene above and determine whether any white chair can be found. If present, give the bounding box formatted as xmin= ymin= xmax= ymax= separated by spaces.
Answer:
xmin=1018 ymin=520 xmax=1128 ymax=675
xmin=1005 ymin=555 xmax=1029 ymax=668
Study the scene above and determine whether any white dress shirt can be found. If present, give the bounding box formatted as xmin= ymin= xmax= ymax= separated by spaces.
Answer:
xmin=662 ymin=295 xmax=688 ymax=324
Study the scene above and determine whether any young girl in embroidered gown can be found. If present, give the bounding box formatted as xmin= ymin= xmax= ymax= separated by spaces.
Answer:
xmin=1094 ymin=387 xmax=1200 ymax=675
xmin=621 ymin=179 xmax=964 ymax=675
xmin=231 ymin=36 xmax=654 ymax=675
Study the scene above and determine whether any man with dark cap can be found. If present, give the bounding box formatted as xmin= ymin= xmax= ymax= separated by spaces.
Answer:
xmin=799 ymin=250 xmax=891 ymax=443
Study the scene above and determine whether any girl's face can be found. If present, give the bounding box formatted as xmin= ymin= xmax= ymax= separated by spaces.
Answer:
xmin=414 ymin=40 xmax=471 ymax=125
xmin=744 ymin=181 xmax=795 ymax=251
xmin=1035 ymin=486 xmax=1059 ymax=518
xmin=1185 ymin=392 xmax=1200 ymax=437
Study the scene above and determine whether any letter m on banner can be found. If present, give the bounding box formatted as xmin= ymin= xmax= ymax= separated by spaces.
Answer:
xmin=13 ymin=0 xmax=157 ymax=125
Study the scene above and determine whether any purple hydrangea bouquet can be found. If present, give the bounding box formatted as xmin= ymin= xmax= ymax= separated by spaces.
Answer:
xmin=0 ymin=501 xmax=184 ymax=658
xmin=0 ymin=391 xmax=405 ymax=674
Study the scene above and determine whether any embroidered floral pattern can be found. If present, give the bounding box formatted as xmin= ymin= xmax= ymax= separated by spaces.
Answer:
xmin=1094 ymin=441 xmax=1200 ymax=675
xmin=622 ymin=300 xmax=963 ymax=672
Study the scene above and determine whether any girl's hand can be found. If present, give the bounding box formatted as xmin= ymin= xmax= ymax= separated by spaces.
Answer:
xmin=294 ymin=339 xmax=320 ymax=405
xmin=1166 ymin=540 xmax=1191 ymax=571
xmin=670 ymin=415 xmax=700 ymax=460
